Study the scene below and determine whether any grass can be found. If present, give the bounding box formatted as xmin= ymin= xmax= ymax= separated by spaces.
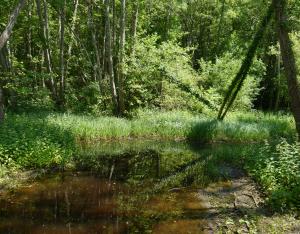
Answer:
xmin=0 ymin=110 xmax=296 ymax=170
xmin=48 ymin=110 xmax=295 ymax=143
xmin=0 ymin=109 xmax=297 ymax=200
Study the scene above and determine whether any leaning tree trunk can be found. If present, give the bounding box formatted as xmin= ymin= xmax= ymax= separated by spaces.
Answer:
xmin=217 ymin=1 xmax=275 ymax=120
xmin=0 ymin=0 xmax=26 ymax=122
xmin=105 ymin=0 xmax=119 ymax=114
xmin=275 ymin=0 xmax=300 ymax=137
xmin=0 ymin=0 xmax=27 ymax=50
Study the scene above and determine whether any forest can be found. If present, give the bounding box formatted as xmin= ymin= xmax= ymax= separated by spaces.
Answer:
xmin=0 ymin=0 xmax=300 ymax=233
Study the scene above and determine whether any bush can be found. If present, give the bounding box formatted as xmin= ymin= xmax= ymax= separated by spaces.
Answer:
xmin=247 ymin=139 xmax=300 ymax=211
xmin=125 ymin=36 xmax=209 ymax=113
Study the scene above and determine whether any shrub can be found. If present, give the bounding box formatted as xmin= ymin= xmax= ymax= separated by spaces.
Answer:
xmin=247 ymin=139 xmax=300 ymax=211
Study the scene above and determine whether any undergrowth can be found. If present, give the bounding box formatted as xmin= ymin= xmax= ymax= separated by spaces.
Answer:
xmin=246 ymin=139 xmax=300 ymax=211
xmin=0 ymin=110 xmax=295 ymax=170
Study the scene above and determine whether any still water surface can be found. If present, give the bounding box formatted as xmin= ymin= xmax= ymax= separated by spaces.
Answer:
xmin=0 ymin=141 xmax=252 ymax=234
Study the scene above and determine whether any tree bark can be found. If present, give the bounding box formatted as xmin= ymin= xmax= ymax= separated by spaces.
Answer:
xmin=130 ymin=1 xmax=138 ymax=56
xmin=0 ymin=44 xmax=11 ymax=123
xmin=27 ymin=1 xmax=32 ymax=64
xmin=105 ymin=0 xmax=119 ymax=114
xmin=65 ymin=0 xmax=79 ymax=73
xmin=36 ymin=0 xmax=57 ymax=102
xmin=88 ymin=1 xmax=102 ymax=89
xmin=0 ymin=86 xmax=4 ymax=123
xmin=59 ymin=0 xmax=66 ymax=108
xmin=118 ymin=0 xmax=126 ymax=115
xmin=0 ymin=0 xmax=27 ymax=50
xmin=275 ymin=0 xmax=300 ymax=137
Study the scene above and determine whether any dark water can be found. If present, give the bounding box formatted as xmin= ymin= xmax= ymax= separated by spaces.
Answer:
xmin=0 ymin=141 xmax=254 ymax=234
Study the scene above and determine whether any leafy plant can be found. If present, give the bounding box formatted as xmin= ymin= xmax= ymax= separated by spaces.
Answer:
xmin=247 ymin=139 xmax=300 ymax=210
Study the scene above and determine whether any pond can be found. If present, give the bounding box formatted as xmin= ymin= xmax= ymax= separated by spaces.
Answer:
xmin=0 ymin=140 xmax=256 ymax=234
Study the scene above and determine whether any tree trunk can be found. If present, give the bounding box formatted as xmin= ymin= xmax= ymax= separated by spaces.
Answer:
xmin=118 ymin=0 xmax=126 ymax=115
xmin=275 ymin=0 xmax=300 ymax=137
xmin=215 ymin=0 xmax=226 ymax=56
xmin=130 ymin=1 xmax=138 ymax=56
xmin=88 ymin=1 xmax=102 ymax=90
xmin=36 ymin=0 xmax=57 ymax=102
xmin=0 ymin=86 xmax=4 ymax=123
xmin=0 ymin=0 xmax=27 ymax=50
xmin=105 ymin=0 xmax=119 ymax=114
xmin=218 ymin=1 xmax=275 ymax=120
xmin=59 ymin=0 xmax=66 ymax=108
xmin=0 ymin=45 xmax=11 ymax=70
xmin=65 ymin=0 xmax=79 ymax=73
xmin=27 ymin=1 xmax=32 ymax=64
xmin=0 ymin=45 xmax=11 ymax=123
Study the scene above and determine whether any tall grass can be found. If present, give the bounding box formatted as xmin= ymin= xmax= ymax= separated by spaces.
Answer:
xmin=49 ymin=110 xmax=296 ymax=142
xmin=0 ymin=110 xmax=296 ymax=170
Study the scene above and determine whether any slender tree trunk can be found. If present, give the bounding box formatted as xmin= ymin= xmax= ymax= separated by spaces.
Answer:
xmin=59 ymin=0 xmax=66 ymax=108
xmin=36 ymin=0 xmax=57 ymax=101
xmin=0 ymin=86 xmax=4 ymax=123
xmin=275 ymin=0 xmax=300 ymax=137
xmin=0 ymin=45 xmax=11 ymax=70
xmin=215 ymin=0 xmax=226 ymax=56
xmin=42 ymin=0 xmax=53 ymax=74
xmin=105 ymin=0 xmax=119 ymax=114
xmin=130 ymin=1 xmax=138 ymax=56
xmin=27 ymin=1 xmax=32 ymax=63
xmin=0 ymin=44 xmax=11 ymax=123
xmin=65 ymin=0 xmax=79 ymax=73
xmin=112 ymin=0 xmax=118 ymax=91
xmin=274 ymin=53 xmax=281 ymax=111
xmin=0 ymin=0 xmax=27 ymax=50
xmin=112 ymin=0 xmax=116 ymax=50
xmin=118 ymin=0 xmax=126 ymax=115
xmin=88 ymin=1 xmax=102 ymax=90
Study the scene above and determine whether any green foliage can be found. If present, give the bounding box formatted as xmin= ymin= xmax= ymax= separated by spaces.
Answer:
xmin=126 ymin=37 xmax=220 ymax=113
xmin=247 ymin=139 xmax=300 ymax=211
xmin=199 ymin=53 xmax=265 ymax=110
xmin=4 ymin=71 xmax=54 ymax=112
xmin=0 ymin=113 xmax=75 ymax=168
